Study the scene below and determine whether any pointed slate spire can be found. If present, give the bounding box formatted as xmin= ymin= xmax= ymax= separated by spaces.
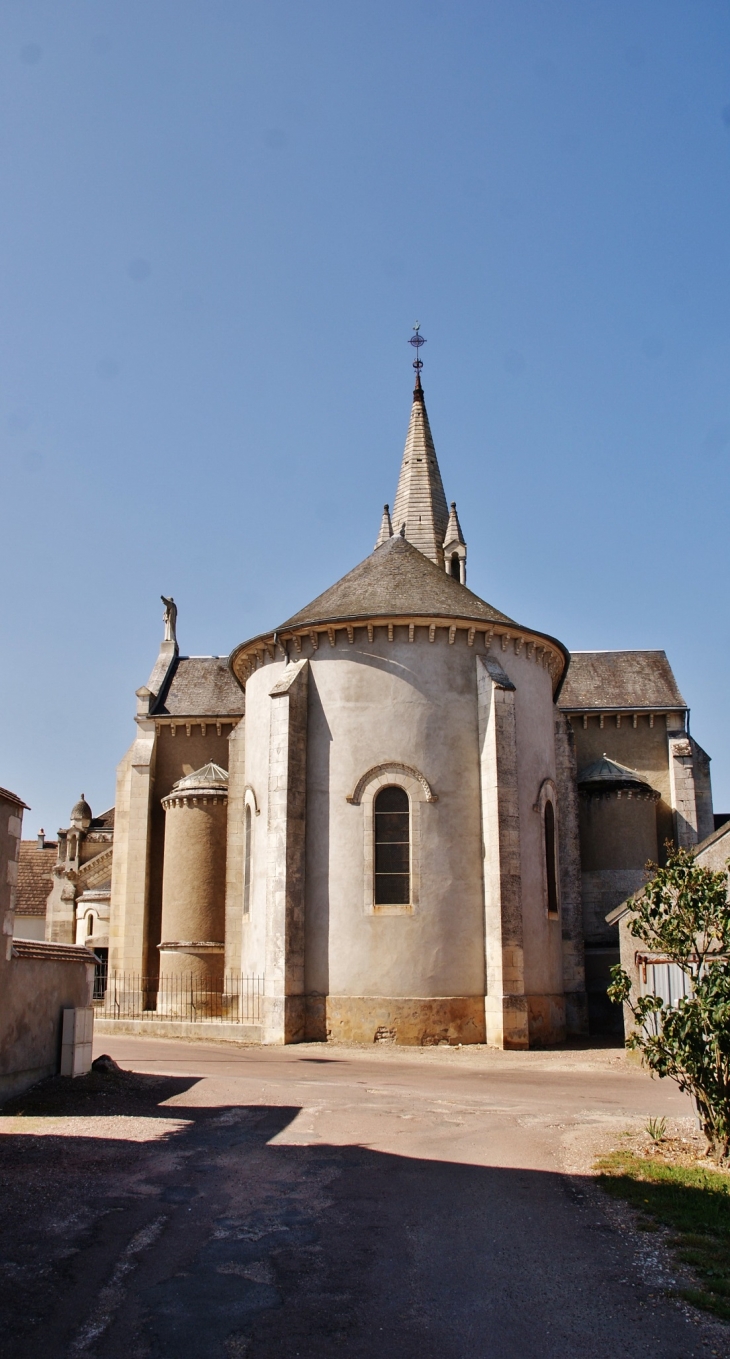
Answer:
xmin=374 ymin=503 xmax=393 ymax=549
xmin=444 ymin=501 xmax=465 ymax=548
xmin=443 ymin=500 xmax=467 ymax=584
xmin=390 ymin=376 xmax=450 ymax=567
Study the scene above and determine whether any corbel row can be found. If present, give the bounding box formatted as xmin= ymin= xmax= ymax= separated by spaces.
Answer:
xmin=156 ymin=720 xmax=237 ymax=738
xmin=236 ymin=623 xmax=562 ymax=682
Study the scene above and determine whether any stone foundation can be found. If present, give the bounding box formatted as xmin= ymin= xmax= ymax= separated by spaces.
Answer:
xmin=526 ymin=993 xmax=566 ymax=1046
xmin=304 ymin=995 xmax=486 ymax=1045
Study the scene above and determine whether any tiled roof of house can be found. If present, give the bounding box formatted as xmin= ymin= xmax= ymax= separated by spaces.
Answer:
xmin=11 ymin=939 xmax=95 ymax=964
xmin=0 ymin=786 xmax=29 ymax=810
xmin=151 ymin=657 xmax=245 ymax=718
xmin=278 ymin=533 xmax=516 ymax=631
xmin=558 ymin=650 xmax=686 ymax=712
xmin=17 ymin=842 xmax=56 ymax=916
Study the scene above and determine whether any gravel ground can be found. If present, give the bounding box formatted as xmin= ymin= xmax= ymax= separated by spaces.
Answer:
xmin=1 ymin=1036 xmax=729 ymax=1358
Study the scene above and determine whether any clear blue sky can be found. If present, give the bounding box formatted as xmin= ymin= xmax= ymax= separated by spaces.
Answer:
xmin=2 ymin=1 xmax=730 ymax=833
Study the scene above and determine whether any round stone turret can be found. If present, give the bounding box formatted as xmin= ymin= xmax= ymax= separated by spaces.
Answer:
xmin=158 ymin=763 xmax=229 ymax=1005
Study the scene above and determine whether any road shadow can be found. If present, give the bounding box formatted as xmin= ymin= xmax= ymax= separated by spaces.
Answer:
xmin=0 ymin=1070 xmax=723 ymax=1359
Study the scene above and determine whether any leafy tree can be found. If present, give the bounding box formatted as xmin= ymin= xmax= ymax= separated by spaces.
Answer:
xmin=608 ymin=847 xmax=730 ymax=1161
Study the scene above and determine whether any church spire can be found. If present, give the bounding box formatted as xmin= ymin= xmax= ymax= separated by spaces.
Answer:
xmin=390 ymin=326 xmax=449 ymax=567
xmin=374 ymin=503 xmax=393 ymax=549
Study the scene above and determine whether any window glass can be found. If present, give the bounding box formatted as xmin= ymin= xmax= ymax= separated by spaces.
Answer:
xmin=375 ymin=786 xmax=410 ymax=905
xmin=544 ymin=800 xmax=558 ymax=915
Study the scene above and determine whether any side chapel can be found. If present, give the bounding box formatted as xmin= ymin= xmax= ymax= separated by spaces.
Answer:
xmin=47 ymin=347 xmax=714 ymax=1047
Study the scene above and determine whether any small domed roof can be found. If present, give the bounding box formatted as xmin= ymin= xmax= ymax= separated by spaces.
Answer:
xmin=577 ymin=755 xmax=652 ymax=795
xmin=170 ymin=762 xmax=228 ymax=796
xmin=71 ymin=795 xmax=92 ymax=825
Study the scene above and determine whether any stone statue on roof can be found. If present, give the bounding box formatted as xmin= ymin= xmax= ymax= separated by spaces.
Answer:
xmin=161 ymin=595 xmax=177 ymax=644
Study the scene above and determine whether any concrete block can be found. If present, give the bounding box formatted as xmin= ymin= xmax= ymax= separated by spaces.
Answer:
xmin=60 ymin=1006 xmax=94 ymax=1077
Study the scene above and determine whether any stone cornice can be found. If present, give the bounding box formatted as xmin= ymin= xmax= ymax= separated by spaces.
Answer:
xmin=230 ymin=618 xmax=567 ymax=695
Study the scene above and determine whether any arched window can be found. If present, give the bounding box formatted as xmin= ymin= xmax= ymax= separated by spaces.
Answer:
xmin=374 ymin=786 xmax=410 ymax=905
xmin=450 ymin=553 xmax=460 ymax=580
xmin=243 ymin=804 xmax=252 ymax=916
xmin=86 ymin=913 xmax=94 ymax=936
xmin=544 ymin=800 xmax=558 ymax=916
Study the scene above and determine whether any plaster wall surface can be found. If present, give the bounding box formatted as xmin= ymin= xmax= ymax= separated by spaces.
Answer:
xmin=241 ymin=626 xmax=562 ymax=1018
xmin=238 ymin=672 xmax=272 ymax=978
xmin=0 ymin=956 xmax=94 ymax=1101
xmin=503 ymin=648 xmax=563 ymax=998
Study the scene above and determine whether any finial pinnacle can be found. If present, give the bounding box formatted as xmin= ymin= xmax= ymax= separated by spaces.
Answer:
xmin=408 ymin=321 xmax=426 ymax=384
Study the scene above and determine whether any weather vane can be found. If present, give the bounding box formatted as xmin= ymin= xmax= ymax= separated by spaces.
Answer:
xmin=408 ymin=321 xmax=426 ymax=376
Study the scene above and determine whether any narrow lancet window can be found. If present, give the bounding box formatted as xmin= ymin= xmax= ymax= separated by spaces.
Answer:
xmin=243 ymin=804 xmax=252 ymax=915
xmin=450 ymin=554 xmax=460 ymax=580
xmin=544 ymin=800 xmax=558 ymax=915
xmin=374 ymin=786 xmax=410 ymax=905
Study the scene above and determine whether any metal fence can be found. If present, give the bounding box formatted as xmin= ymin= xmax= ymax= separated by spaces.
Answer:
xmin=96 ymin=973 xmax=264 ymax=1024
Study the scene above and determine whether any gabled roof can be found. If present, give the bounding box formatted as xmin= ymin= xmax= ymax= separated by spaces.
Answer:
xmin=391 ymin=380 xmax=450 ymax=565
xmin=91 ymin=807 xmax=115 ymax=831
xmin=17 ymin=843 xmax=56 ymax=916
xmin=278 ymin=532 xmax=516 ymax=631
xmin=151 ymin=656 xmax=245 ymax=718
xmin=558 ymin=650 xmax=686 ymax=712
xmin=0 ymin=786 xmax=29 ymax=810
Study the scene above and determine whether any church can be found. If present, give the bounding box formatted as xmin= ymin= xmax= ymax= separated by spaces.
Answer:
xmin=45 ymin=348 xmax=715 ymax=1048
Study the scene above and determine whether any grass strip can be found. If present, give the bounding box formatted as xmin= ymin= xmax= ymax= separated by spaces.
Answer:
xmin=596 ymin=1149 xmax=730 ymax=1320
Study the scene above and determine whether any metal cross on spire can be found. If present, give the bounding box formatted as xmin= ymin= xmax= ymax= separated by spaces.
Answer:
xmin=408 ymin=321 xmax=426 ymax=377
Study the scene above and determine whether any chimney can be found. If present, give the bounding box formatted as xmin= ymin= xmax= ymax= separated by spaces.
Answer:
xmin=37 ymin=829 xmax=45 ymax=849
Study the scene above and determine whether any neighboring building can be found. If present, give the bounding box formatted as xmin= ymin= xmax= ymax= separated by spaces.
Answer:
xmin=14 ymin=831 xmax=57 ymax=940
xmin=0 ymin=786 xmax=95 ymax=1101
xmin=558 ymin=652 xmax=712 ymax=1031
xmin=607 ymin=818 xmax=730 ymax=1040
xmin=97 ymin=366 xmax=715 ymax=1048
xmin=45 ymin=801 xmax=114 ymax=975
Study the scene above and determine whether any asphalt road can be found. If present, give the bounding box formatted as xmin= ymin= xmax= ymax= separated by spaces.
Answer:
xmin=1 ymin=1036 xmax=727 ymax=1358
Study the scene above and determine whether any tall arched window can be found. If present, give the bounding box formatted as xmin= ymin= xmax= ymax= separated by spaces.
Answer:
xmin=86 ymin=912 xmax=94 ymax=936
xmin=243 ymin=804 xmax=252 ymax=915
xmin=374 ymin=786 xmax=410 ymax=905
xmin=450 ymin=553 xmax=460 ymax=580
xmin=544 ymin=800 xmax=558 ymax=916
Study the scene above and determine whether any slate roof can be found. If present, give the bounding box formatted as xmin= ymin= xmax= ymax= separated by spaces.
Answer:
xmin=558 ymin=651 xmax=686 ymax=712
xmin=17 ymin=842 xmax=56 ymax=917
xmin=278 ymin=533 xmax=517 ymax=631
xmin=171 ymin=762 xmax=229 ymax=794
xmin=391 ymin=380 xmax=450 ymax=564
xmin=151 ymin=657 xmax=245 ymax=718
xmin=577 ymin=755 xmax=653 ymax=794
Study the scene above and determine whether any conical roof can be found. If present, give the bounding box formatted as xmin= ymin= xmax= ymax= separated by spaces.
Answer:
xmin=374 ymin=504 xmax=393 ymax=549
xmin=443 ymin=501 xmax=466 ymax=549
xmin=170 ymin=762 xmax=229 ymax=795
xmin=577 ymin=755 xmax=653 ymax=794
xmin=278 ymin=533 xmax=515 ymax=630
xmin=391 ymin=380 xmax=449 ymax=565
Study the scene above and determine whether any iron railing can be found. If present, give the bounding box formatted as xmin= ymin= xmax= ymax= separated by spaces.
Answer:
xmin=96 ymin=972 xmax=264 ymax=1024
